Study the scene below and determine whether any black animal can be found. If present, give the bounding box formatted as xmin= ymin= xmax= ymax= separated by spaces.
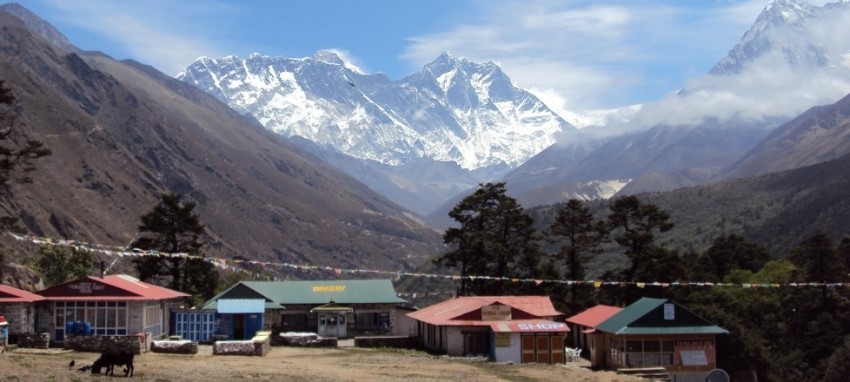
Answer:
xmin=68 ymin=360 xmax=75 ymax=369
xmin=91 ymin=347 xmax=134 ymax=377
xmin=77 ymin=364 xmax=91 ymax=372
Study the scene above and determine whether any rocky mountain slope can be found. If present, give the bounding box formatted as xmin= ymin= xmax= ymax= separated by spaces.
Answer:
xmin=0 ymin=9 xmax=443 ymax=278
xmin=502 ymin=0 xmax=850 ymax=208
xmin=178 ymin=51 xmax=573 ymax=215
xmin=725 ymin=92 xmax=850 ymax=178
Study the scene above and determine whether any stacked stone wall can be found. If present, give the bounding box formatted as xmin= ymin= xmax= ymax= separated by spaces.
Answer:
xmin=16 ymin=332 xmax=50 ymax=349
xmin=63 ymin=334 xmax=144 ymax=355
xmin=151 ymin=340 xmax=198 ymax=354
xmin=354 ymin=336 xmax=416 ymax=349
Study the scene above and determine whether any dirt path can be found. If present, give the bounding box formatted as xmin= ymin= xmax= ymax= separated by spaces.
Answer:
xmin=0 ymin=345 xmax=643 ymax=382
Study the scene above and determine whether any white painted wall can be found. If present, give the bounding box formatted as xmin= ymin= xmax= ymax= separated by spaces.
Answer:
xmin=445 ymin=326 xmax=465 ymax=356
xmin=493 ymin=333 xmax=521 ymax=363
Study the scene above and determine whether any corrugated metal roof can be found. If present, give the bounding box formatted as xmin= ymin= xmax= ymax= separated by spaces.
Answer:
xmin=595 ymin=297 xmax=728 ymax=335
xmin=0 ymin=284 xmax=45 ymax=303
xmin=611 ymin=326 xmax=729 ymax=335
xmin=565 ymin=305 xmax=622 ymax=328
xmin=203 ymin=279 xmax=405 ymax=309
xmin=37 ymin=275 xmax=190 ymax=301
xmin=217 ymin=299 xmax=266 ymax=313
xmin=407 ymin=296 xmax=562 ymax=326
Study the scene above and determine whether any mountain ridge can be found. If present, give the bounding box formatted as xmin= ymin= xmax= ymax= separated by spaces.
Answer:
xmin=0 ymin=10 xmax=443 ymax=277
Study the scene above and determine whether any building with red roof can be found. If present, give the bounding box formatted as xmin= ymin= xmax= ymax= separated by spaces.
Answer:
xmin=565 ymin=304 xmax=622 ymax=363
xmin=0 ymin=284 xmax=45 ymax=340
xmin=36 ymin=274 xmax=189 ymax=343
xmin=408 ymin=296 xmax=569 ymax=364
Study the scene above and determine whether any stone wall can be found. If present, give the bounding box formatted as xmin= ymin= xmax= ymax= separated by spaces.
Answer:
xmin=354 ymin=336 xmax=416 ymax=349
xmin=0 ymin=303 xmax=35 ymax=337
xmin=17 ymin=332 xmax=50 ymax=349
xmin=63 ymin=334 xmax=144 ymax=355
xmin=151 ymin=340 xmax=198 ymax=354
xmin=212 ymin=331 xmax=272 ymax=356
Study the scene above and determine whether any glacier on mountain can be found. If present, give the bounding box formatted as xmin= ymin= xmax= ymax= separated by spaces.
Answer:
xmin=178 ymin=51 xmax=574 ymax=173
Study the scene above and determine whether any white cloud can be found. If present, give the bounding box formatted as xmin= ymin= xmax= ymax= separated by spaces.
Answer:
xmin=401 ymin=1 xmax=763 ymax=111
xmin=322 ymin=48 xmax=368 ymax=75
xmin=41 ymin=0 xmax=229 ymax=75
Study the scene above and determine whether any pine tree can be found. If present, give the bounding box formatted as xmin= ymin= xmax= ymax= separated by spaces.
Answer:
xmin=132 ymin=193 xmax=218 ymax=306
xmin=546 ymin=199 xmax=606 ymax=311
xmin=607 ymin=195 xmax=676 ymax=281
xmin=437 ymin=183 xmax=540 ymax=296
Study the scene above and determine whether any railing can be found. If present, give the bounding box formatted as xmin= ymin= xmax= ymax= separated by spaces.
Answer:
xmin=626 ymin=352 xmax=674 ymax=367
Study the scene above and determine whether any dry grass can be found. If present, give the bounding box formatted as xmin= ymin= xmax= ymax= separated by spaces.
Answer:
xmin=0 ymin=345 xmax=643 ymax=382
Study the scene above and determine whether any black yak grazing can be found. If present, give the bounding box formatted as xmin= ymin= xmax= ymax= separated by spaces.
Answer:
xmin=91 ymin=347 xmax=134 ymax=377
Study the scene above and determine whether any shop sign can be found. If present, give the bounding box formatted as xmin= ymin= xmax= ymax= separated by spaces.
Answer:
xmin=312 ymin=285 xmax=346 ymax=293
xmin=495 ymin=333 xmax=511 ymax=347
xmin=68 ymin=282 xmax=106 ymax=294
xmin=482 ymin=305 xmax=512 ymax=321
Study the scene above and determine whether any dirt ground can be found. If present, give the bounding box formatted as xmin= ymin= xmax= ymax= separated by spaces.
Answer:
xmin=0 ymin=345 xmax=644 ymax=382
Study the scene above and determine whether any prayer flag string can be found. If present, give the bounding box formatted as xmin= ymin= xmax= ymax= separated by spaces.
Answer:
xmin=7 ymin=232 xmax=849 ymax=289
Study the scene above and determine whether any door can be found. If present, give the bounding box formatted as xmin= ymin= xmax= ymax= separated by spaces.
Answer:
xmin=551 ymin=335 xmax=565 ymax=364
xmin=336 ymin=313 xmax=346 ymax=338
xmin=234 ymin=314 xmax=245 ymax=340
xmin=521 ymin=336 xmax=536 ymax=363
xmin=318 ymin=313 xmax=347 ymax=338
xmin=463 ymin=332 xmax=488 ymax=356
xmin=536 ymin=336 xmax=551 ymax=363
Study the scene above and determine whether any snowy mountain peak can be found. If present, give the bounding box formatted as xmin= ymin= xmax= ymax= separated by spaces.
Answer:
xmin=709 ymin=0 xmax=850 ymax=75
xmin=178 ymin=51 xmax=574 ymax=172
xmin=311 ymin=49 xmax=364 ymax=74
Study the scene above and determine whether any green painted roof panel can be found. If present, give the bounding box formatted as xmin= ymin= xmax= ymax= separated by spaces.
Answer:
xmin=596 ymin=297 xmax=727 ymax=335
xmin=205 ymin=279 xmax=406 ymax=308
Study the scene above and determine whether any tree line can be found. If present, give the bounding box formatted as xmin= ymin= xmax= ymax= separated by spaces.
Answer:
xmin=436 ymin=182 xmax=850 ymax=382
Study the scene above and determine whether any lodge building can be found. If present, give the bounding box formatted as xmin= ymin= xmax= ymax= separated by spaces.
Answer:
xmin=407 ymin=296 xmax=569 ymax=364
xmin=0 ymin=284 xmax=44 ymax=342
xmin=193 ymin=279 xmax=410 ymax=341
xmin=35 ymin=274 xmax=190 ymax=343
xmin=579 ymin=298 xmax=728 ymax=382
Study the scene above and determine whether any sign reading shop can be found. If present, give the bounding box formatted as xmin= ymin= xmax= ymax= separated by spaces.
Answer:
xmin=68 ymin=282 xmax=106 ymax=295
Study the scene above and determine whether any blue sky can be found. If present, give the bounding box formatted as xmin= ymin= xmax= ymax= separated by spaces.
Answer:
xmin=9 ymin=0 xmax=823 ymax=112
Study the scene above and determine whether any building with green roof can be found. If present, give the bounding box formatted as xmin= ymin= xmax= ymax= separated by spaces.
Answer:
xmin=588 ymin=297 xmax=727 ymax=380
xmin=191 ymin=279 xmax=409 ymax=340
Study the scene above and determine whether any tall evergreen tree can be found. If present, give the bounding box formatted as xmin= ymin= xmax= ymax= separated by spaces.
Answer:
xmin=436 ymin=183 xmax=540 ymax=296
xmin=546 ymin=199 xmax=606 ymax=311
xmin=695 ymin=234 xmax=769 ymax=282
xmin=607 ymin=195 xmax=677 ymax=281
xmin=789 ymin=233 xmax=847 ymax=307
xmin=132 ymin=193 xmax=218 ymax=306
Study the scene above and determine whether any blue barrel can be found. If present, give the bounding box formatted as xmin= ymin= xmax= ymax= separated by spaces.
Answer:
xmin=65 ymin=321 xmax=74 ymax=336
xmin=83 ymin=322 xmax=91 ymax=335
xmin=73 ymin=321 xmax=83 ymax=335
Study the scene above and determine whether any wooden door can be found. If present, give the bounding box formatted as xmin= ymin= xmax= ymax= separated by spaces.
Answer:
xmin=536 ymin=336 xmax=550 ymax=364
xmin=551 ymin=335 xmax=565 ymax=364
xmin=521 ymin=336 xmax=536 ymax=363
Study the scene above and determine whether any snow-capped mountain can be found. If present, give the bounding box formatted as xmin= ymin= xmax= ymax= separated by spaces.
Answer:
xmin=711 ymin=0 xmax=850 ymax=74
xmin=178 ymin=51 xmax=573 ymax=174
xmin=498 ymin=0 xmax=850 ymax=210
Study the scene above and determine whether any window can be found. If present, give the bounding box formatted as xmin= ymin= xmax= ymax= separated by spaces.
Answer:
xmin=54 ymin=301 xmax=129 ymax=338
xmin=144 ymin=301 xmax=162 ymax=336
xmin=281 ymin=313 xmax=307 ymax=331
xmin=354 ymin=312 xmax=381 ymax=330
